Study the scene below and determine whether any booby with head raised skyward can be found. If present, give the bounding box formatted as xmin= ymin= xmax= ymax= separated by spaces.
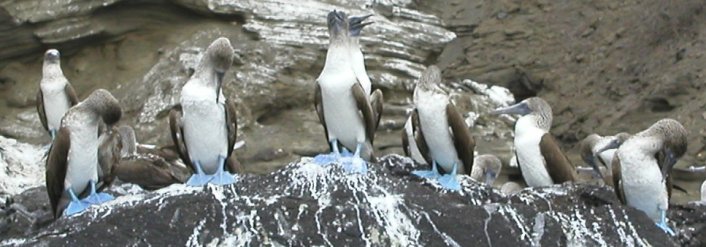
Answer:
xmin=36 ymin=49 xmax=79 ymax=140
xmin=45 ymin=89 xmax=122 ymax=218
xmin=611 ymin=118 xmax=687 ymax=235
xmin=405 ymin=65 xmax=475 ymax=191
xmin=312 ymin=10 xmax=383 ymax=173
xmin=490 ymin=97 xmax=577 ymax=187
xmin=169 ymin=37 xmax=240 ymax=186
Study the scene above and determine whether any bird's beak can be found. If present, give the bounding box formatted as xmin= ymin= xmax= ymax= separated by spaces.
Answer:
xmin=660 ymin=147 xmax=678 ymax=181
xmin=595 ymin=138 xmax=621 ymax=155
xmin=484 ymin=171 xmax=496 ymax=185
xmin=490 ymin=102 xmax=531 ymax=116
xmin=585 ymin=155 xmax=604 ymax=179
xmin=349 ymin=14 xmax=373 ymax=36
xmin=216 ymin=71 xmax=225 ymax=102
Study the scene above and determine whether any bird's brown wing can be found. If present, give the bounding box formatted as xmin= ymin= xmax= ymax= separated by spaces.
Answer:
xmin=411 ymin=109 xmax=432 ymax=166
xmin=45 ymin=127 xmax=71 ymax=218
xmin=611 ymin=155 xmax=625 ymax=203
xmin=65 ymin=83 xmax=79 ymax=106
xmin=446 ymin=104 xmax=475 ymax=175
xmin=351 ymin=83 xmax=377 ymax=145
xmin=169 ymin=105 xmax=193 ymax=172
xmin=224 ymin=98 xmax=239 ymax=173
xmin=370 ymin=89 xmax=384 ymax=131
xmin=314 ymin=82 xmax=330 ymax=149
xmin=36 ymin=90 xmax=49 ymax=132
xmin=539 ymin=133 xmax=578 ymax=184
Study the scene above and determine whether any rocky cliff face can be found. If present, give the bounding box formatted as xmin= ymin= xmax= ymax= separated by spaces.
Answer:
xmin=2 ymin=155 xmax=705 ymax=246
xmin=0 ymin=0 xmax=516 ymax=175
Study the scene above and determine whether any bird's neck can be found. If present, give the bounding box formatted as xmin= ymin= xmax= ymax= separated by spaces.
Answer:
xmin=42 ymin=63 xmax=65 ymax=80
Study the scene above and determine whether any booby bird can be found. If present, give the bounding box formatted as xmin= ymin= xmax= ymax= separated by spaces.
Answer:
xmin=578 ymin=132 xmax=630 ymax=179
xmin=612 ymin=118 xmax=687 ymax=235
xmin=169 ymin=37 xmax=240 ymax=186
xmin=401 ymin=115 xmax=427 ymax=165
xmin=406 ymin=65 xmax=475 ymax=191
xmin=500 ymin=181 xmax=523 ymax=196
xmin=45 ymin=89 xmax=122 ymax=217
xmin=490 ymin=97 xmax=577 ymax=187
xmin=312 ymin=10 xmax=383 ymax=172
xmin=36 ymin=49 xmax=79 ymax=140
xmin=470 ymin=154 xmax=502 ymax=186
xmin=114 ymin=126 xmax=190 ymax=190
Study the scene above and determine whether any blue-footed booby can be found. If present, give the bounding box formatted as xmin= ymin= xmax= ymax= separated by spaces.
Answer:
xmin=45 ymin=89 xmax=122 ymax=218
xmin=578 ymin=132 xmax=630 ymax=179
xmin=36 ymin=49 xmax=79 ymax=140
xmin=405 ymin=65 xmax=475 ymax=191
xmin=612 ymin=118 xmax=687 ymax=235
xmin=114 ymin=126 xmax=191 ymax=190
xmin=169 ymin=37 xmax=240 ymax=186
xmin=401 ymin=114 xmax=427 ymax=165
xmin=490 ymin=97 xmax=577 ymax=187
xmin=470 ymin=154 xmax=502 ymax=186
xmin=312 ymin=10 xmax=383 ymax=173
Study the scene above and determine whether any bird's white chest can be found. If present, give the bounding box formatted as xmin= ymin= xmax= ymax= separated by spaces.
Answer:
xmin=619 ymin=138 xmax=667 ymax=222
xmin=416 ymin=91 xmax=461 ymax=173
xmin=514 ymin=117 xmax=553 ymax=187
xmin=318 ymin=69 xmax=366 ymax=150
xmin=181 ymin=87 xmax=228 ymax=174
xmin=65 ymin=117 xmax=99 ymax=194
xmin=41 ymin=80 xmax=71 ymax=130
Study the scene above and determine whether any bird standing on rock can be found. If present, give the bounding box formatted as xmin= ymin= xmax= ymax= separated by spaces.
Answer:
xmin=611 ymin=118 xmax=687 ymax=235
xmin=45 ymin=89 xmax=122 ymax=217
xmin=490 ymin=97 xmax=577 ymax=187
xmin=312 ymin=10 xmax=383 ymax=173
xmin=36 ymin=49 xmax=79 ymax=141
xmin=405 ymin=65 xmax=475 ymax=191
xmin=169 ymin=37 xmax=240 ymax=186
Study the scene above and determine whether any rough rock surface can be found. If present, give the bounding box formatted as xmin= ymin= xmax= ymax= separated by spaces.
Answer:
xmin=0 ymin=0 xmax=505 ymax=176
xmin=2 ymin=155 xmax=704 ymax=246
xmin=425 ymin=0 xmax=706 ymax=167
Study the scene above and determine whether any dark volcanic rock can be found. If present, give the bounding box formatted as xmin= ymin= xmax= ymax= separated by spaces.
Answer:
xmin=1 ymin=155 xmax=699 ymax=246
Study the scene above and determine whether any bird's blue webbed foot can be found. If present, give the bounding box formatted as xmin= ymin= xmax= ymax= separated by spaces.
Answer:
xmin=340 ymin=148 xmax=354 ymax=158
xmin=340 ymin=144 xmax=367 ymax=174
xmin=313 ymin=140 xmax=341 ymax=165
xmin=186 ymin=160 xmax=212 ymax=186
xmin=412 ymin=160 xmax=441 ymax=179
xmin=211 ymin=156 xmax=237 ymax=185
xmin=656 ymin=208 xmax=675 ymax=236
xmin=436 ymin=163 xmax=461 ymax=191
xmin=81 ymin=180 xmax=114 ymax=205
xmin=64 ymin=188 xmax=89 ymax=217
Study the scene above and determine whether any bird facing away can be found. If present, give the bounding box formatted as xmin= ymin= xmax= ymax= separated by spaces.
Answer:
xmin=169 ymin=37 xmax=240 ymax=186
xmin=312 ymin=10 xmax=383 ymax=173
xmin=490 ymin=97 xmax=577 ymax=187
